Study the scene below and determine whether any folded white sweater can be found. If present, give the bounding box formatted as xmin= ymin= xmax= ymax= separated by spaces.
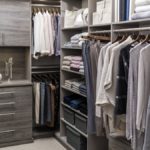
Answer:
xmin=135 ymin=5 xmax=150 ymax=12
xmin=135 ymin=0 xmax=150 ymax=6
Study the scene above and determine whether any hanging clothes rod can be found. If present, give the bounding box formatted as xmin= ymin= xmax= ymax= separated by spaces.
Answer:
xmin=32 ymin=65 xmax=60 ymax=70
xmin=32 ymin=71 xmax=60 ymax=74
xmin=31 ymin=4 xmax=60 ymax=8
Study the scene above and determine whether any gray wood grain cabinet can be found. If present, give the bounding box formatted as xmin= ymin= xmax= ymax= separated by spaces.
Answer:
xmin=0 ymin=0 xmax=30 ymax=47
xmin=0 ymin=85 xmax=33 ymax=147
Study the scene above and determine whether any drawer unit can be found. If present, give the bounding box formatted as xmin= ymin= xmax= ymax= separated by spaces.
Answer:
xmin=66 ymin=126 xmax=87 ymax=150
xmin=75 ymin=114 xmax=87 ymax=134
xmin=0 ymin=85 xmax=32 ymax=146
xmin=64 ymin=107 xmax=75 ymax=125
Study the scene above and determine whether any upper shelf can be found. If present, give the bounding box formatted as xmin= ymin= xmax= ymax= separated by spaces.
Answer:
xmin=90 ymin=23 xmax=111 ymax=28
xmin=112 ymin=19 xmax=150 ymax=26
xmin=62 ymin=26 xmax=88 ymax=31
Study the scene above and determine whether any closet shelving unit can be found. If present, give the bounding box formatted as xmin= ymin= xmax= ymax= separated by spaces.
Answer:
xmin=59 ymin=0 xmax=90 ymax=149
xmin=59 ymin=0 xmax=150 ymax=149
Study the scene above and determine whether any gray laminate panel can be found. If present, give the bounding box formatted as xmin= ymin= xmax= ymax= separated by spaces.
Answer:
xmin=0 ymin=127 xmax=32 ymax=144
xmin=109 ymin=137 xmax=132 ymax=150
xmin=0 ymin=0 xmax=30 ymax=46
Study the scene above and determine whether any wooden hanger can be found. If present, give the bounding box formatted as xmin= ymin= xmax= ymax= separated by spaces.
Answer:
xmin=141 ymin=34 xmax=150 ymax=44
xmin=119 ymin=33 xmax=128 ymax=43
xmin=131 ymin=33 xmax=140 ymax=44
xmin=113 ymin=35 xmax=123 ymax=43
xmin=82 ymin=34 xmax=110 ymax=42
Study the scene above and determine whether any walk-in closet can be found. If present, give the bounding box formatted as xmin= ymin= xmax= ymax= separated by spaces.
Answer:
xmin=0 ymin=0 xmax=150 ymax=150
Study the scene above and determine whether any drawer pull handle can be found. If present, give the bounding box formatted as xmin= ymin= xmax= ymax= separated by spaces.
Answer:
xmin=0 ymin=113 xmax=15 ymax=116
xmin=0 ymin=102 xmax=15 ymax=106
xmin=0 ymin=130 xmax=15 ymax=134
xmin=0 ymin=91 xmax=15 ymax=95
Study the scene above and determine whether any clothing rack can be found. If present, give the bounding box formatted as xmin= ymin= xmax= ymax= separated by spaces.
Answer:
xmin=32 ymin=65 xmax=60 ymax=74
xmin=32 ymin=65 xmax=60 ymax=139
xmin=31 ymin=5 xmax=60 ymax=8
xmin=32 ymin=0 xmax=60 ymax=6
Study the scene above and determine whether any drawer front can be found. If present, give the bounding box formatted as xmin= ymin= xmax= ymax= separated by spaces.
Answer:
xmin=0 ymin=111 xmax=32 ymax=131
xmin=0 ymin=101 xmax=15 ymax=113
xmin=0 ymin=128 xmax=32 ymax=144
xmin=0 ymin=86 xmax=32 ymax=129
xmin=0 ymin=86 xmax=32 ymax=110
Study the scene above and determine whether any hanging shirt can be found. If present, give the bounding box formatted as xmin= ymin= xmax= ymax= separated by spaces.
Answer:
xmin=136 ymin=44 xmax=150 ymax=131
xmin=104 ymin=37 xmax=133 ymax=107
xmin=126 ymin=43 xmax=147 ymax=150
xmin=38 ymin=12 xmax=46 ymax=53
xmin=33 ymin=13 xmax=41 ymax=58
xmin=55 ymin=14 xmax=61 ymax=56
xmin=47 ymin=12 xmax=54 ymax=56
xmin=115 ymin=44 xmax=133 ymax=115
xmin=96 ymin=42 xmax=119 ymax=106
xmin=43 ymin=12 xmax=51 ymax=55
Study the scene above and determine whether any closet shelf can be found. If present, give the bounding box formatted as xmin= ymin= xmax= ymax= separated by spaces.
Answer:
xmin=90 ymin=23 xmax=111 ymax=28
xmin=61 ymin=102 xmax=88 ymax=119
xmin=61 ymin=118 xmax=88 ymax=138
xmin=61 ymin=46 xmax=82 ymax=50
xmin=112 ymin=19 xmax=150 ymax=25
xmin=61 ymin=85 xmax=87 ymax=98
xmin=0 ymin=80 xmax=32 ymax=87
xmin=62 ymin=25 xmax=88 ymax=31
xmin=113 ymin=27 xmax=150 ymax=33
xmin=55 ymin=132 xmax=75 ymax=150
xmin=90 ymin=30 xmax=111 ymax=34
xmin=61 ymin=68 xmax=84 ymax=76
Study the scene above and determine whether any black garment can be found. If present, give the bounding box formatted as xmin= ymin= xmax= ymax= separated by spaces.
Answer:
xmin=115 ymin=44 xmax=133 ymax=115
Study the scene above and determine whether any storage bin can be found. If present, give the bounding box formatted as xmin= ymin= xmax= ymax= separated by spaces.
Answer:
xmin=75 ymin=114 xmax=87 ymax=134
xmin=64 ymin=107 xmax=75 ymax=125
xmin=66 ymin=126 xmax=87 ymax=150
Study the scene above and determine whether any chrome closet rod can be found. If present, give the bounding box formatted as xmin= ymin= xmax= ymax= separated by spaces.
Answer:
xmin=31 ymin=4 xmax=60 ymax=7
xmin=32 ymin=66 xmax=60 ymax=70
xmin=32 ymin=71 xmax=60 ymax=74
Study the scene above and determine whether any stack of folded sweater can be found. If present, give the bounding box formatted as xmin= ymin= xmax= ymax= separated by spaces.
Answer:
xmin=64 ymin=78 xmax=86 ymax=95
xmin=64 ymin=94 xmax=87 ymax=114
xmin=62 ymin=55 xmax=84 ymax=74
xmin=132 ymin=0 xmax=150 ymax=20
xmin=64 ymin=32 xmax=88 ymax=48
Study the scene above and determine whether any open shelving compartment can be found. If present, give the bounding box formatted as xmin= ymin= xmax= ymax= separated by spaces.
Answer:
xmin=60 ymin=0 xmax=89 ymax=149
xmin=0 ymin=46 xmax=31 ymax=86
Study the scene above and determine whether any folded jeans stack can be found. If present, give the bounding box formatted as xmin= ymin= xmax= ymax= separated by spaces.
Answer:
xmin=64 ymin=95 xmax=87 ymax=114
xmin=132 ymin=0 xmax=150 ymax=20
xmin=79 ymin=84 xmax=87 ymax=95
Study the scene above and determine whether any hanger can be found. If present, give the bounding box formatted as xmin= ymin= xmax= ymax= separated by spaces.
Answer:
xmin=130 ymin=33 xmax=140 ymax=44
xmin=141 ymin=34 xmax=150 ymax=44
xmin=82 ymin=34 xmax=110 ymax=42
xmin=113 ymin=34 xmax=123 ymax=43
xmin=119 ymin=33 xmax=128 ymax=43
